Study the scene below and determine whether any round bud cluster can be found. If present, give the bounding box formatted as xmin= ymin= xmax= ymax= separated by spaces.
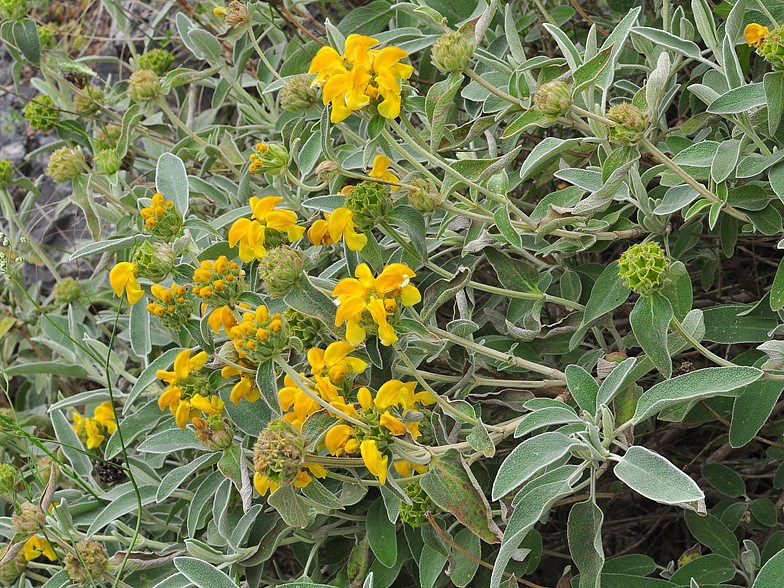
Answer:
xmin=230 ymin=305 xmax=291 ymax=363
xmin=147 ymin=283 xmax=192 ymax=329
xmin=127 ymin=69 xmax=161 ymax=103
xmin=38 ymin=25 xmax=55 ymax=51
xmin=192 ymin=256 xmax=245 ymax=309
xmin=12 ymin=502 xmax=45 ymax=537
xmin=24 ymin=96 xmax=60 ymax=132
xmin=285 ymin=307 xmax=328 ymax=349
xmin=193 ymin=417 xmax=234 ymax=450
xmin=757 ymin=24 xmax=784 ymax=71
xmin=0 ymin=544 xmax=26 ymax=584
xmin=95 ymin=148 xmax=122 ymax=175
xmin=132 ymin=241 xmax=175 ymax=283
xmin=53 ymin=277 xmax=81 ymax=305
xmin=140 ymin=193 xmax=183 ymax=241
xmin=248 ymin=143 xmax=289 ymax=176
xmin=618 ymin=241 xmax=669 ymax=295
xmin=95 ymin=124 xmax=122 ymax=150
xmin=73 ymin=87 xmax=104 ymax=116
xmin=0 ymin=0 xmax=30 ymax=21
xmin=406 ymin=178 xmax=440 ymax=214
xmin=0 ymin=462 xmax=18 ymax=494
xmin=605 ymin=102 xmax=648 ymax=146
xmin=47 ymin=148 xmax=84 ymax=183
xmin=137 ymin=49 xmax=175 ymax=76
xmin=257 ymin=246 xmax=304 ymax=298
xmin=63 ymin=540 xmax=111 ymax=586
xmin=431 ymin=31 xmax=474 ymax=73
xmin=399 ymin=482 xmax=435 ymax=527
xmin=343 ymin=181 xmax=393 ymax=232
xmin=279 ymin=74 xmax=319 ymax=112
xmin=0 ymin=159 xmax=13 ymax=189
xmin=533 ymin=81 xmax=572 ymax=121
xmin=253 ymin=419 xmax=305 ymax=487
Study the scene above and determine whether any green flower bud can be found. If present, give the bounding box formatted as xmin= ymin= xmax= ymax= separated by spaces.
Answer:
xmin=533 ymin=81 xmax=572 ymax=121
xmin=618 ymin=241 xmax=669 ymax=295
xmin=63 ymin=540 xmax=111 ymax=586
xmin=248 ymin=143 xmax=289 ymax=176
xmin=95 ymin=124 xmax=122 ymax=150
xmin=137 ymin=49 xmax=175 ymax=76
xmin=400 ymin=482 xmax=436 ymax=527
xmin=47 ymin=147 xmax=84 ymax=183
xmin=758 ymin=24 xmax=784 ymax=71
xmin=132 ymin=241 xmax=175 ymax=283
xmin=73 ymin=87 xmax=104 ymax=116
xmin=95 ymin=148 xmax=122 ymax=175
xmin=431 ymin=31 xmax=474 ymax=73
xmin=0 ymin=0 xmax=29 ymax=21
xmin=24 ymin=95 xmax=60 ymax=132
xmin=344 ymin=180 xmax=393 ymax=232
xmin=0 ymin=463 xmax=18 ymax=493
xmin=279 ymin=74 xmax=319 ymax=112
xmin=12 ymin=502 xmax=45 ymax=537
xmin=258 ymin=246 xmax=304 ymax=298
xmin=406 ymin=178 xmax=440 ymax=214
xmin=285 ymin=307 xmax=328 ymax=349
xmin=193 ymin=417 xmax=234 ymax=450
xmin=254 ymin=418 xmax=305 ymax=486
xmin=0 ymin=544 xmax=26 ymax=584
xmin=53 ymin=276 xmax=81 ymax=304
xmin=0 ymin=160 xmax=13 ymax=189
xmin=127 ymin=69 xmax=161 ymax=103
xmin=605 ymin=102 xmax=648 ymax=146
xmin=38 ymin=25 xmax=55 ymax=51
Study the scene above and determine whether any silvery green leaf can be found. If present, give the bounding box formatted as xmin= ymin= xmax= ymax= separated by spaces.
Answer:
xmin=615 ymin=446 xmax=704 ymax=505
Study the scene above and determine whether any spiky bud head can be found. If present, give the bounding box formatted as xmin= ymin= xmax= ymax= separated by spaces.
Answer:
xmin=24 ymin=95 xmax=59 ymax=132
xmin=431 ymin=31 xmax=474 ymax=73
xmin=400 ymin=482 xmax=435 ymax=527
xmin=0 ymin=160 xmax=13 ymax=189
xmin=0 ymin=463 xmax=18 ymax=494
xmin=285 ymin=307 xmax=328 ymax=349
xmin=95 ymin=124 xmax=122 ymax=150
xmin=258 ymin=246 xmax=304 ymax=298
xmin=91 ymin=148 xmax=120 ymax=176
xmin=254 ymin=418 xmax=305 ymax=486
xmin=406 ymin=178 xmax=440 ymax=214
xmin=757 ymin=24 xmax=784 ymax=71
xmin=73 ymin=87 xmax=104 ymax=116
xmin=47 ymin=148 xmax=84 ymax=183
xmin=63 ymin=540 xmax=111 ymax=586
xmin=132 ymin=241 xmax=175 ymax=283
xmin=605 ymin=102 xmax=648 ymax=146
xmin=12 ymin=503 xmax=45 ymax=537
xmin=343 ymin=181 xmax=393 ymax=232
xmin=127 ymin=69 xmax=161 ymax=103
xmin=53 ymin=277 xmax=81 ymax=304
xmin=533 ymin=81 xmax=572 ymax=121
xmin=280 ymin=74 xmax=319 ymax=112
xmin=618 ymin=242 xmax=669 ymax=295
xmin=137 ymin=49 xmax=175 ymax=76
xmin=0 ymin=0 xmax=29 ymax=21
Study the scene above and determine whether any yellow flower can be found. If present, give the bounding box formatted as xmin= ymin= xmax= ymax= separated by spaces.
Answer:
xmin=305 ymin=462 xmax=328 ymax=479
xmin=375 ymin=263 xmax=420 ymax=303
xmin=109 ymin=262 xmax=143 ymax=305
xmin=93 ymin=402 xmax=117 ymax=435
xmin=322 ymin=63 xmax=373 ymax=123
xmin=84 ymin=418 xmax=105 ymax=449
xmin=380 ymin=411 xmax=406 ymax=435
xmin=328 ymin=208 xmax=367 ymax=251
xmin=357 ymin=387 xmax=372 ymax=409
xmin=307 ymin=341 xmax=367 ymax=381
xmin=213 ymin=6 xmax=226 ymax=17
xmin=344 ymin=35 xmax=378 ymax=68
xmin=208 ymin=305 xmax=238 ymax=334
xmin=326 ymin=424 xmax=356 ymax=456
xmin=228 ymin=196 xmax=305 ymax=262
xmin=224 ymin=371 xmax=261 ymax=405
xmin=156 ymin=349 xmax=209 ymax=386
xmin=24 ymin=536 xmax=56 ymax=561
xmin=294 ymin=469 xmax=312 ymax=488
xmin=190 ymin=394 xmax=225 ymax=415
xmin=370 ymin=47 xmax=413 ymax=119
xmin=158 ymin=385 xmax=182 ymax=412
xmin=308 ymin=46 xmax=344 ymax=88
xmin=745 ymin=23 xmax=770 ymax=47
xmin=367 ymin=296 xmax=397 ymax=345
xmin=375 ymin=379 xmax=434 ymax=411
xmin=368 ymin=155 xmax=400 ymax=190
xmin=394 ymin=461 xmax=428 ymax=477
xmin=254 ymin=472 xmax=280 ymax=496
xmin=308 ymin=215 xmax=332 ymax=246
xmin=175 ymin=399 xmax=197 ymax=429
xmin=360 ymin=439 xmax=388 ymax=484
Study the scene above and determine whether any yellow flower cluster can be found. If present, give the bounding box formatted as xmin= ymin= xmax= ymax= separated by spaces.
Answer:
xmin=156 ymin=349 xmax=225 ymax=429
xmin=333 ymin=263 xmax=421 ymax=346
xmin=109 ymin=262 xmax=143 ymax=305
xmin=228 ymin=196 xmax=305 ymax=262
xmin=140 ymin=192 xmax=174 ymax=231
xmin=325 ymin=380 xmax=434 ymax=484
xmin=192 ymin=256 xmax=245 ymax=307
xmin=72 ymin=402 xmax=117 ymax=450
xmin=228 ymin=304 xmax=290 ymax=363
xmin=308 ymin=34 xmax=414 ymax=123
xmin=147 ymin=283 xmax=192 ymax=328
